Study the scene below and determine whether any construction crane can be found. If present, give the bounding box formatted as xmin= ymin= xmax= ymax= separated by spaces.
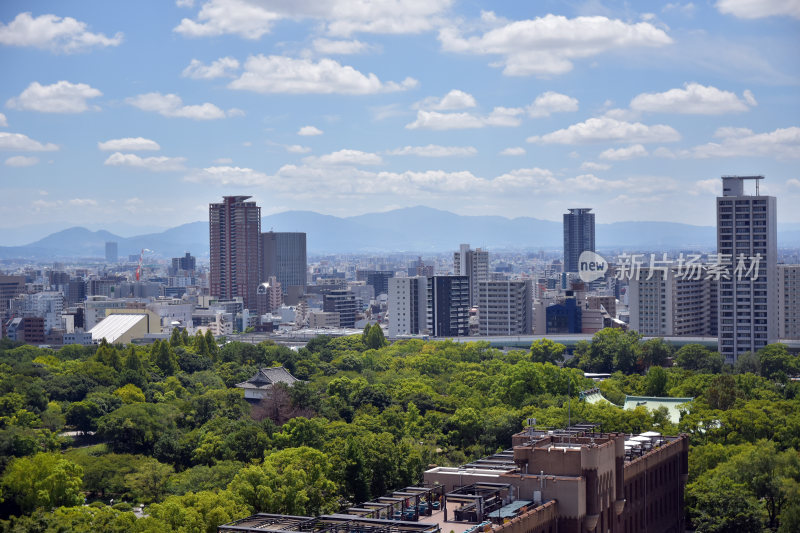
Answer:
xmin=135 ymin=248 xmax=152 ymax=281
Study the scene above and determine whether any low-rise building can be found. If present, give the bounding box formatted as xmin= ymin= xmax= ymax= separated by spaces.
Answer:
xmin=308 ymin=311 xmax=339 ymax=328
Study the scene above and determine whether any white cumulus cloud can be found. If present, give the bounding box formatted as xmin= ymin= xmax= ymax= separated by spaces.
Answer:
xmin=126 ymin=92 xmax=232 ymax=120
xmin=312 ymin=38 xmax=373 ymax=55
xmin=182 ymin=57 xmax=240 ymax=79
xmin=527 ymin=91 xmax=579 ymax=117
xmin=5 ymin=155 xmax=39 ymax=167
xmin=414 ymin=90 xmax=477 ymax=111
xmin=693 ymin=126 xmax=800 ymax=159
xmin=7 ymin=81 xmax=102 ymax=113
xmin=174 ymin=0 xmax=281 ymax=39
xmin=716 ymin=0 xmax=800 ymax=19
xmin=599 ymin=144 xmax=649 ymax=160
xmin=104 ymin=152 xmax=187 ymax=171
xmin=0 ymin=12 xmax=122 ymax=53
xmin=286 ymin=144 xmax=311 ymax=153
xmin=98 ymin=137 xmax=161 ymax=151
xmin=406 ymin=107 xmax=523 ymax=130
xmin=298 ymin=126 xmax=323 ymax=136
xmin=0 ymin=113 xmax=7 ymax=127
xmin=185 ymin=165 xmax=269 ymax=186
xmin=439 ymin=14 xmax=672 ymax=76
xmin=314 ymin=149 xmax=383 ymax=166
xmin=229 ymin=55 xmax=417 ymax=94
xmin=527 ymin=117 xmax=681 ymax=144
xmin=630 ymin=83 xmax=755 ymax=114
xmin=0 ymin=132 xmax=58 ymax=151
xmin=68 ymin=198 xmax=97 ymax=206
xmin=174 ymin=0 xmax=453 ymax=39
xmin=581 ymin=161 xmax=611 ymax=171
xmin=500 ymin=147 xmax=526 ymax=156
xmin=388 ymin=145 xmax=477 ymax=157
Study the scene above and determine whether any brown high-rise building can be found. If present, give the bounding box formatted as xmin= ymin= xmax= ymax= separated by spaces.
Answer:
xmin=209 ymin=196 xmax=262 ymax=311
xmin=0 ymin=275 xmax=25 ymax=315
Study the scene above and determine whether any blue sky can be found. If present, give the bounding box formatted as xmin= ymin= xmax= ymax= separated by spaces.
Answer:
xmin=1 ymin=0 xmax=799 ymax=237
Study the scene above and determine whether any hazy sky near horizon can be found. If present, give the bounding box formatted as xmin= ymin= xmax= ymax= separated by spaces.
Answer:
xmin=1 ymin=0 xmax=799 ymax=232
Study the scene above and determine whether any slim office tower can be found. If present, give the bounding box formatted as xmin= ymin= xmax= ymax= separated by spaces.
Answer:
xmin=209 ymin=196 xmax=262 ymax=311
xmin=563 ymin=208 xmax=595 ymax=273
xmin=105 ymin=241 xmax=118 ymax=263
xmin=261 ymin=232 xmax=307 ymax=295
xmin=453 ymin=244 xmax=489 ymax=307
xmin=716 ymin=176 xmax=777 ymax=362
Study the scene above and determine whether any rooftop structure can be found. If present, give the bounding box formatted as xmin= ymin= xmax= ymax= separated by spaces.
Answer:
xmin=622 ymin=396 xmax=693 ymax=424
xmin=219 ymin=513 xmax=440 ymax=533
xmin=425 ymin=425 xmax=689 ymax=533
xmin=88 ymin=313 xmax=150 ymax=344
xmin=223 ymin=424 xmax=688 ymax=533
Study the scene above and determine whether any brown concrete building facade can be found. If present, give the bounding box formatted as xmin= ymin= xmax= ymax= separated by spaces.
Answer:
xmin=424 ymin=426 xmax=688 ymax=533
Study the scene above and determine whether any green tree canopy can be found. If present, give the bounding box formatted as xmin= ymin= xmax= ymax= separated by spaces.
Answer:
xmin=530 ymin=338 xmax=566 ymax=365
xmin=1 ymin=452 xmax=83 ymax=514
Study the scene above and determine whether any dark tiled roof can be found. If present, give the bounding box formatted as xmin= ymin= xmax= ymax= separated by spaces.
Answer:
xmin=235 ymin=366 xmax=299 ymax=390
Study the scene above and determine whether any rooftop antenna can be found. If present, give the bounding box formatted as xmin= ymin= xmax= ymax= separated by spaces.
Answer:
xmin=568 ymin=377 xmax=571 ymax=444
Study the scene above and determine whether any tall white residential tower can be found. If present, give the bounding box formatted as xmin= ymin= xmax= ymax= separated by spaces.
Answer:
xmin=716 ymin=176 xmax=777 ymax=362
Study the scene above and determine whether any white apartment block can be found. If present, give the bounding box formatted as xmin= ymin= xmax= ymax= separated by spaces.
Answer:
xmin=9 ymin=291 xmax=64 ymax=333
xmin=454 ymin=244 xmax=489 ymax=307
xmin=716 ymin=176 xmax=777 ymax=362
xmin=476 ymin=280 xmax=532 ymax=336
xmin=388 ymin=276 xmax=428 ymax=337
xmin=778 ymin=264 xmax=800 ymax=339
xmin=628 ymin=267 xmax=713 ymax=337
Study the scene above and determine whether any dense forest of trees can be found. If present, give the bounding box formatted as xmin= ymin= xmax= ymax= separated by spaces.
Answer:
xmin=0 ymin=327 xmax=799 ymax=532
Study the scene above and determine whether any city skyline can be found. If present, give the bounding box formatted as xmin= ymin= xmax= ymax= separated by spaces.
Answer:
xmin=1 ymin=1 xmax=799 ymax=233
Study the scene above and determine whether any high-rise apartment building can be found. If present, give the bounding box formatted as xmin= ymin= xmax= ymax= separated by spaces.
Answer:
xmin=428 ymin=275 xmax=470 ymax=337
xmin=778 ymin=264 xmax=800 ymax=339
xmin=0 ymin=275 xmax=25 ymax=316
xmin=476 ymin=279 xmax=533 ymax=336
xmin=105 ymin=241 xmax=118 ymax=263
xmin=563 ymin=208 xmax=595 ymax=273
xmin=388 ymin=276 xmax=428 ymax=337
xmin=323 ymin=289 xmax=356 ymax=328
xmin=210 ymin=196 xmax=262 ymax=311
xmin=170 ymin=252 xmax=196 ymax=275
xmin=261 ymin=232 xmax=307 ymax=296
xmin=256 ymin=277 xmax=283 ymax=316
xmin=356 ymin=270 xmax=394 ymax=297
xmin=453 ymin=244 xmax=489 ymax=307
xmin=717 ymin=176 xmax=777 ymax=362
xmin=629 ymin=267 xmax=714 ymax=337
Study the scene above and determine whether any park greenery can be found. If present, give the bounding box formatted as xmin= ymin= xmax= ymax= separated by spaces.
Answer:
xmin=0 ymin=326 xmax=798 ymax=532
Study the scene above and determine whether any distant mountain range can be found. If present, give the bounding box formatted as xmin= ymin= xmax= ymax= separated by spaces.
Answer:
xmin=3 ymin=206 xmax=800 ymax=260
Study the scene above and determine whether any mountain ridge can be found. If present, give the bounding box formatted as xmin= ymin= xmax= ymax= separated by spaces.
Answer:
xmin=3 ymin=205 xmax=797 ymax=260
